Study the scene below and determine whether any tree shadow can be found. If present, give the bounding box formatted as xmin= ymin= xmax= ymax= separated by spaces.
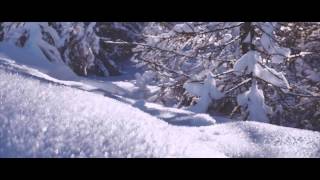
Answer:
xmin=132 ymin=100 xmax=215 ymax=127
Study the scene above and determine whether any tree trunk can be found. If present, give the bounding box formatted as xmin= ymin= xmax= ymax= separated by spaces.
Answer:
xmin=240 ymin=22 xmax=255 ymax=54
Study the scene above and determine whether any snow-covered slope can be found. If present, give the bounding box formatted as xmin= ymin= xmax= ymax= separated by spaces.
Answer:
xmin=0 ymin=56 xmax=216 ymax=127
xmin=0 ymin=39 xmax=78 ymax=81
xmin=1 ymin=59 xmax=320 ymax=157
xmin=0 ymin=57 xmax=126 ymax=96
xmin=0 ymin=66 xmax=225 ymax=158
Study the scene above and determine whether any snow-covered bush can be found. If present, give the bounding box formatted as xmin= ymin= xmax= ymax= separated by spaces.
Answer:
xmin=275 ymin=22 xmax=320 ymax=130
xmin=183 ymin=72 xmax=224 ymax=113
xmin=1 ymin=22 xmax=319 ymax=131
xmin=237 ymin=80 xmax=271 ymax=123
xmin=0 ymin=22 xmax=146 ymax=77
xmin=134 ymin=70 xmax=156 ymax=99
xmin=133 ymin=22 xmax=320 ymax=130
xmin=95 ymin=22 xmax=146 ymax=75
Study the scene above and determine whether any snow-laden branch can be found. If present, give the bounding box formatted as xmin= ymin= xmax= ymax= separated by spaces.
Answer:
xmin=256 ymin=76 xmax=320 ymax=99
xmin=285 ymin=91 xmax=320 ymax=98
xmin=225 ymin=78 xmax=252 ymax=94
xmin=102 ymin=39 xmax=199 ymax=60
xmin=174 ymin=23 xmax=244 ymax=35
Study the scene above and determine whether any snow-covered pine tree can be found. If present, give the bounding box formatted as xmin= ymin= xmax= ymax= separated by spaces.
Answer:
xmin=133 ymin=22 xmax=320 ymax=127
xmin=96 ymin=22 xmax=146 ymax=75
xmin=51 ymin=22 xmax=110 ymax=76
xmin=183 ymin=71 xmax=224 ymax=113
xmin=232 ymin=22 xmax=290 ymax=122
xmin=134 ymin=70 xmax=156 ymax=99
xmin=1 ymin=22 xmax=319 ymax=130
xmin=0 ymin=22 xmax=146 ymax=77
xmin=0 ymin=22 xmax=64 ymax=63
xmin=274 ymin=22 xmax=320 ymax=129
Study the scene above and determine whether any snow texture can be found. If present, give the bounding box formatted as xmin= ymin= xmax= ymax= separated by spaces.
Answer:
xmin=173 ymin=23 xmax=194 ymax=33
xmin=0 ymin=57 xmax=125 ymax=96
xmin=134 ymin=71 xmax=156 ymax=98
xmin=130 ymin=99 xmax=216 ymax=126
xmin=0 ymin=23 xmax=78 ymax=81
xmin=0 ymin=67 xmax=224 ymax=158
xmin=259 ymin=23 xmax=291 ymax=64
xmin=237 ymin=80 xmax=270 ymax=123
xmin=1 ymin=57 xmax=320 ymax=158
xmin=1 ymin=22 xmax=319 ymax=158
xmin=234 ymin=51 xmax=261 ymax=75
xmin=184 ymin=72 xmax=224 ymax=113
xmin=254 ymin=64 xmax=290 ymax=89
xmin=234 ymin=51 xmax=290 ymax=89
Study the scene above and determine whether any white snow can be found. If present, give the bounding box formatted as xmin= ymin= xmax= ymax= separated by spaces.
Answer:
xmin=0 ymin=57 xmax=126 ymax=96
xmin=259 ymin=29 xmax=291 ymax=64
xmin=173 ymin=23 xmax=194 ymax=33
xmin=128 ymin=99 xmax=216 ymax=126
xmin=184 ymin=72 xmax=224 ymax=113
xmin=233 ymin=51 xmax=261 ymax=75
xmin=237 ymin=80 xmax=271 ymax=123
xmin=0 ymin=24 xmax=78 ymax=81
xmin=242 ymin=32 xmax=251 ymax=43
xmin=134 ymin=71 xmax=156 ymax=98
xmin=271 ymin=55 xmax=285 ymax=64
xmin=233 ymin=51 xmax=290 ymax=89
xmin=305 ymin=69 xmax=320 ymax=82
xmin=0 ymin=67 xmax=224 ymax=158
xmin=202 ymin=121 xmax=320 ymax=158
xmin=254 ymin=63 xmax=290 ymax=89
xmin=1 ymin=57 xmax=320 ymax=158
xmin=223 ymin=33 xmax=233 ymax=42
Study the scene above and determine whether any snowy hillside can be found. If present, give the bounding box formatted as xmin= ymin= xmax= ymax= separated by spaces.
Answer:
xmin=1 ymin=22 xmax=320 ymax=158
xmin=1 ymin=57 xmax=320 ymax=158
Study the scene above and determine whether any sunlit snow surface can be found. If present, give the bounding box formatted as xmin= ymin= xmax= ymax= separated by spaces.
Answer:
xmin=0 ymin=65 xmax=224 ymax=158
xmin=1 ymin=61 xmax=320 ymax=157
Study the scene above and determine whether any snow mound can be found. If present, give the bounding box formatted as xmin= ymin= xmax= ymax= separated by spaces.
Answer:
xmin=207 ymin=122 xmax=320 ymax=158
xmin=173 ymin=114 xmax=216 ymax=126
xmin=0 ymin=57 xmax=126 ymax=96
xmin=1 ymin=62 xmax=320 ymax=158
xmin=0 ymin=68 xmax=223 ymax=158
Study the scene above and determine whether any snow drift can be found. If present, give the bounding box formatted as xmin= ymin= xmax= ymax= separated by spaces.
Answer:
xmin=1 ymin=59 xmax=320 ymax=157
xmin=0 ymin=65 xmax=224 ymax=158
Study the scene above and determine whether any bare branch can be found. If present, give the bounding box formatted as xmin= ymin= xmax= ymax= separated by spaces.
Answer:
xmin=225 ymin=78 xmax=252 ymax=94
